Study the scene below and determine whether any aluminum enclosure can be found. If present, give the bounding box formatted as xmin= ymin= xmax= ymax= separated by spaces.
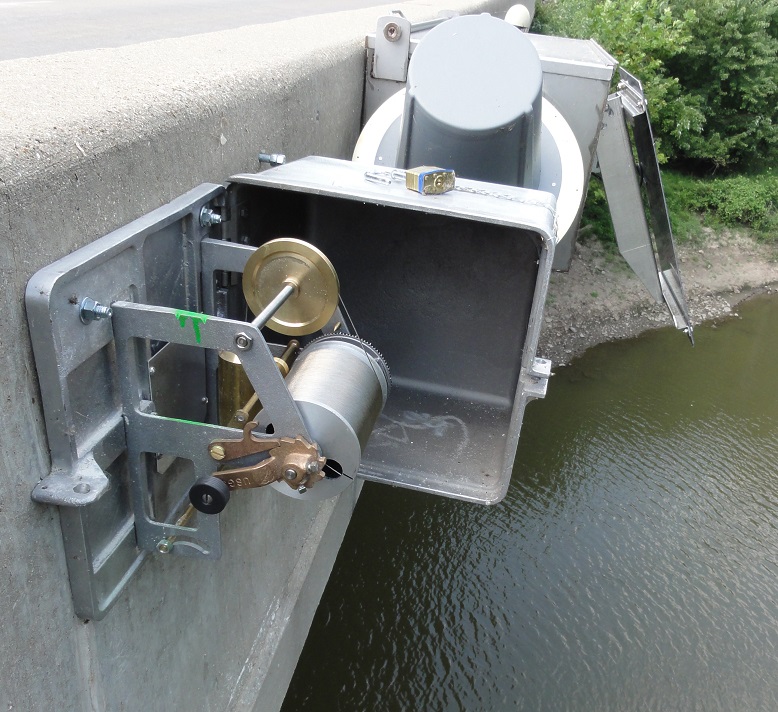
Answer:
xmin=361 ymin=13 xmax=692 ymax=340
xmin=363 ymin=19 xmax=616 ymax=271
xmin=230 ymin=157 xmax=556 ymax=503
xmin=25 ymin=156 xmax=555 ymax=619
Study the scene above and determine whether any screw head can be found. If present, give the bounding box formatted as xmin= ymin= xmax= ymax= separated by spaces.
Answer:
xmin=234 ymin=412 xmax=247 ymax=424
xmin=284 ymin=468 xmax=297 ymax=481
xmin=306 ymin=460 xmax=320 ymax=475
xmin=209 ymin=444 xmax=226 ymax=461
xmin=384 ymin=22 xmax=401 ymax=41
xmin=235 ymin=333 xmax=253 ymax=350
xmin=156 ymin=539 xmax=171 ymax=554
xmin=297 ymin=485 xmax=307 ymax=494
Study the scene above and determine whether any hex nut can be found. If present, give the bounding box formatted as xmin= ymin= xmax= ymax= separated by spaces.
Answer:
xmin=79 ymin=297 xmax=112 ymax=324
xmin=258 ymin=152 xmax=287 ymax=166
xmin=199 ymin=206 xmax=224 ymax=228
xmin=235 ymin=332 xmax=253 ymax=350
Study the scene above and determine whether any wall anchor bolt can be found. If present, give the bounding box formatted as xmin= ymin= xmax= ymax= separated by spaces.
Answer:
xmin=79 ymin=297 xmax=112 ymax=324
xmin=199 ymin=206 xmax=224 ymax=228
xmin=258 ymin=152 xmax=286 ymax=167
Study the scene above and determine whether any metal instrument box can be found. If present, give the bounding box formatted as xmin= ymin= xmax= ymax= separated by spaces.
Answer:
xmin=26 ymin=156 xmax=555 ymax=619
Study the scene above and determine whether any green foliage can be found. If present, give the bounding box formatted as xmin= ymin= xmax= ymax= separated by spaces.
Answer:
xmin=536 ymin=0 xmax=778 ymax=170
xmin=535 ymin=0 xmax=700 ymax=163
xmin=665 ymin=0 xmax=778 ymax=169
xmin=578 ymin=170 xmax=778 ymax=248
xmin=664 ymin=170 xmax=778 ymax=239
xmin=577 ymin=176 xmax=616 ymax=245
xmin=661 ymin=171 xmax=708 ymax=242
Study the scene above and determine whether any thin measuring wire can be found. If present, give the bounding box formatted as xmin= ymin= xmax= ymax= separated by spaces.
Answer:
xmin=324 ymin=463 xmax=353 ymax=480
xmin=337 ymin=294 xmax=388 ymax=395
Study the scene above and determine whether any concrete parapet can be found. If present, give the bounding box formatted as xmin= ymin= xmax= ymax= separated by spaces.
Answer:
xmin=0 ymin=2 xmax=510 ymax=710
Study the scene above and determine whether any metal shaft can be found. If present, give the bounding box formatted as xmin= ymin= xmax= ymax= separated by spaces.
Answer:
xmin=250 ymin=282 xmax=295 ymax=330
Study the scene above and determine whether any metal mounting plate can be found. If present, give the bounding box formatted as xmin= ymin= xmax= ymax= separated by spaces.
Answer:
xmin=26 ymin=183 xmax=225 ymax=620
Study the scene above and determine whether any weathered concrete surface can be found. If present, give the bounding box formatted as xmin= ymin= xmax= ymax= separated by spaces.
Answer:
xmin=0 ymin=2 xmax=511 ymax=711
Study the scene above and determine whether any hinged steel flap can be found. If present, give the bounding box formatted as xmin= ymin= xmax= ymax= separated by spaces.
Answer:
xmin=597 ymin=69 xmax=693 ymax=341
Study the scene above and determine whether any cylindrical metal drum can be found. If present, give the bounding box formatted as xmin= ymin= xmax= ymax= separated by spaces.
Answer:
xmin=397 ymin=13 xmax=543 ymax=188
xmin=271 ymin=334 xmax=390 ymax=500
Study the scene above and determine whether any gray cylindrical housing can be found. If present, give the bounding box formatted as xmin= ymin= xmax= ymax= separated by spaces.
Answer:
xmin=286 ymin=335 xmax=390 ymax=482
xmin=397 ymin=14 xmax=543 ymax=188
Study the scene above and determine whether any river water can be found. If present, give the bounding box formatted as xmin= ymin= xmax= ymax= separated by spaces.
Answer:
xmin=283 ymin=294 xmax=778 ymax=712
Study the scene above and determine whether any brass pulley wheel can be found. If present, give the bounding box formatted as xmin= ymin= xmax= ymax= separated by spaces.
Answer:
xmin=242 ymin=238 xmax=340 ymax=336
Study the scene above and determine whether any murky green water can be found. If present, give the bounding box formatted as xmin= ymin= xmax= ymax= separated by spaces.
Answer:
xmin=283 ymin=294 xmax=778 ymax=712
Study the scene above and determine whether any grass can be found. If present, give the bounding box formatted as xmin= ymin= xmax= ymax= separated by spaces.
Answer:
xmin=577 ymin=168 xmax=778 ymax=247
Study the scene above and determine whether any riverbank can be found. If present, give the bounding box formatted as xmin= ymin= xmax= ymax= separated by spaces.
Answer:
xmin=539 ymin=230 xmax=778 ymax=366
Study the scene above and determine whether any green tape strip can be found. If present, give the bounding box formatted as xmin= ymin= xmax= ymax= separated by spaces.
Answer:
xmin=174 ymin=310 xmax=208 ymax=343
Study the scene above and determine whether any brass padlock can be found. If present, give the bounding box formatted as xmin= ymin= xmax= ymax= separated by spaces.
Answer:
xmin=405 ymin=166 xmax=456 ymax=195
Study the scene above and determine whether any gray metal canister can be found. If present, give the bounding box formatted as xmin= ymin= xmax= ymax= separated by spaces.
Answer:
xmin=397 ymin=13 xmax=543 ymax=188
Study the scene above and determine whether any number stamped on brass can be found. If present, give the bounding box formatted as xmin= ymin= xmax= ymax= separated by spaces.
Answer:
xmin=227 ymin=477 xmax=251 ymax=489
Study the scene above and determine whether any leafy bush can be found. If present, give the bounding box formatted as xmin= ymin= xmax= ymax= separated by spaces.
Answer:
xmin=579 ymin=170 xmax=778 ymax=247
xmin=535 ymin=0 xmax=778 ymax=170
xmin=665 ymin=0 xmax=778 ymax=169
xmin=577 ymin=176 xmax=617 ymax=245
xmin=668 ymin=171 xmax=778 ymax=237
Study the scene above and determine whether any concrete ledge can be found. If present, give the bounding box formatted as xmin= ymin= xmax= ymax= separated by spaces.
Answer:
xmin=0 ymin=2 xmax=510 ymax=710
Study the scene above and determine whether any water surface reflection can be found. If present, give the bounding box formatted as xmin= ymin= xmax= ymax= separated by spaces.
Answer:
xmin=283 ymin=294 xmax=778 ymax=711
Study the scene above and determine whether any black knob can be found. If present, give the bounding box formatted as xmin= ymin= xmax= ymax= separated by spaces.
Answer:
xmin=189 ymin=476 xmax=230 ymax=514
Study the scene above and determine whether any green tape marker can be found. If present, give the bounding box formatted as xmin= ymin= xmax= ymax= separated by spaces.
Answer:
xmin=174 ymin=310 xmax=208 ymax=343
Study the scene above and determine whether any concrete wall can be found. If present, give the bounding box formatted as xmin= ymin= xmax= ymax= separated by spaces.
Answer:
xmin=0 ymin=2 xmax=510 ymax=711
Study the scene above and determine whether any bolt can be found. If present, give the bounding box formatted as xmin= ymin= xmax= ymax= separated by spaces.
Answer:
xmin=79 ymin=297 xmax=112 ymax=324
xmin=156 ymin=539 xmax=172 ymax=554
xmin=235 ymin=332 xmax=253 ymax=350
xmin=297 ymin=485 xmax=307 ymax=494
xmin=209 ymin=444 xmax=226 ymax=461
xmin=258 ymin=152 xmax=286 ymax=167
xmin=199 ymin=206 xmax=224 ymax=228
xmin=384 ymin=22 xmax=402 ymax=41
xmin=306 ymin=460 xmax=320 ymax=476
xmin=201 ymin=396 xmax=209 ymax=404
xmin=234 ymin=411 xmax=247 ymax=424
xmin=284 ymin=468 xmax=297 ymax=481
xmin=148 ymin=366 xmax=156 ymax=376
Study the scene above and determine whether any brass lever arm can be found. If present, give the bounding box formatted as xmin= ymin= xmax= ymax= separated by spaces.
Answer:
xmin=208 ymin=421 xmax=325 ymax=492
